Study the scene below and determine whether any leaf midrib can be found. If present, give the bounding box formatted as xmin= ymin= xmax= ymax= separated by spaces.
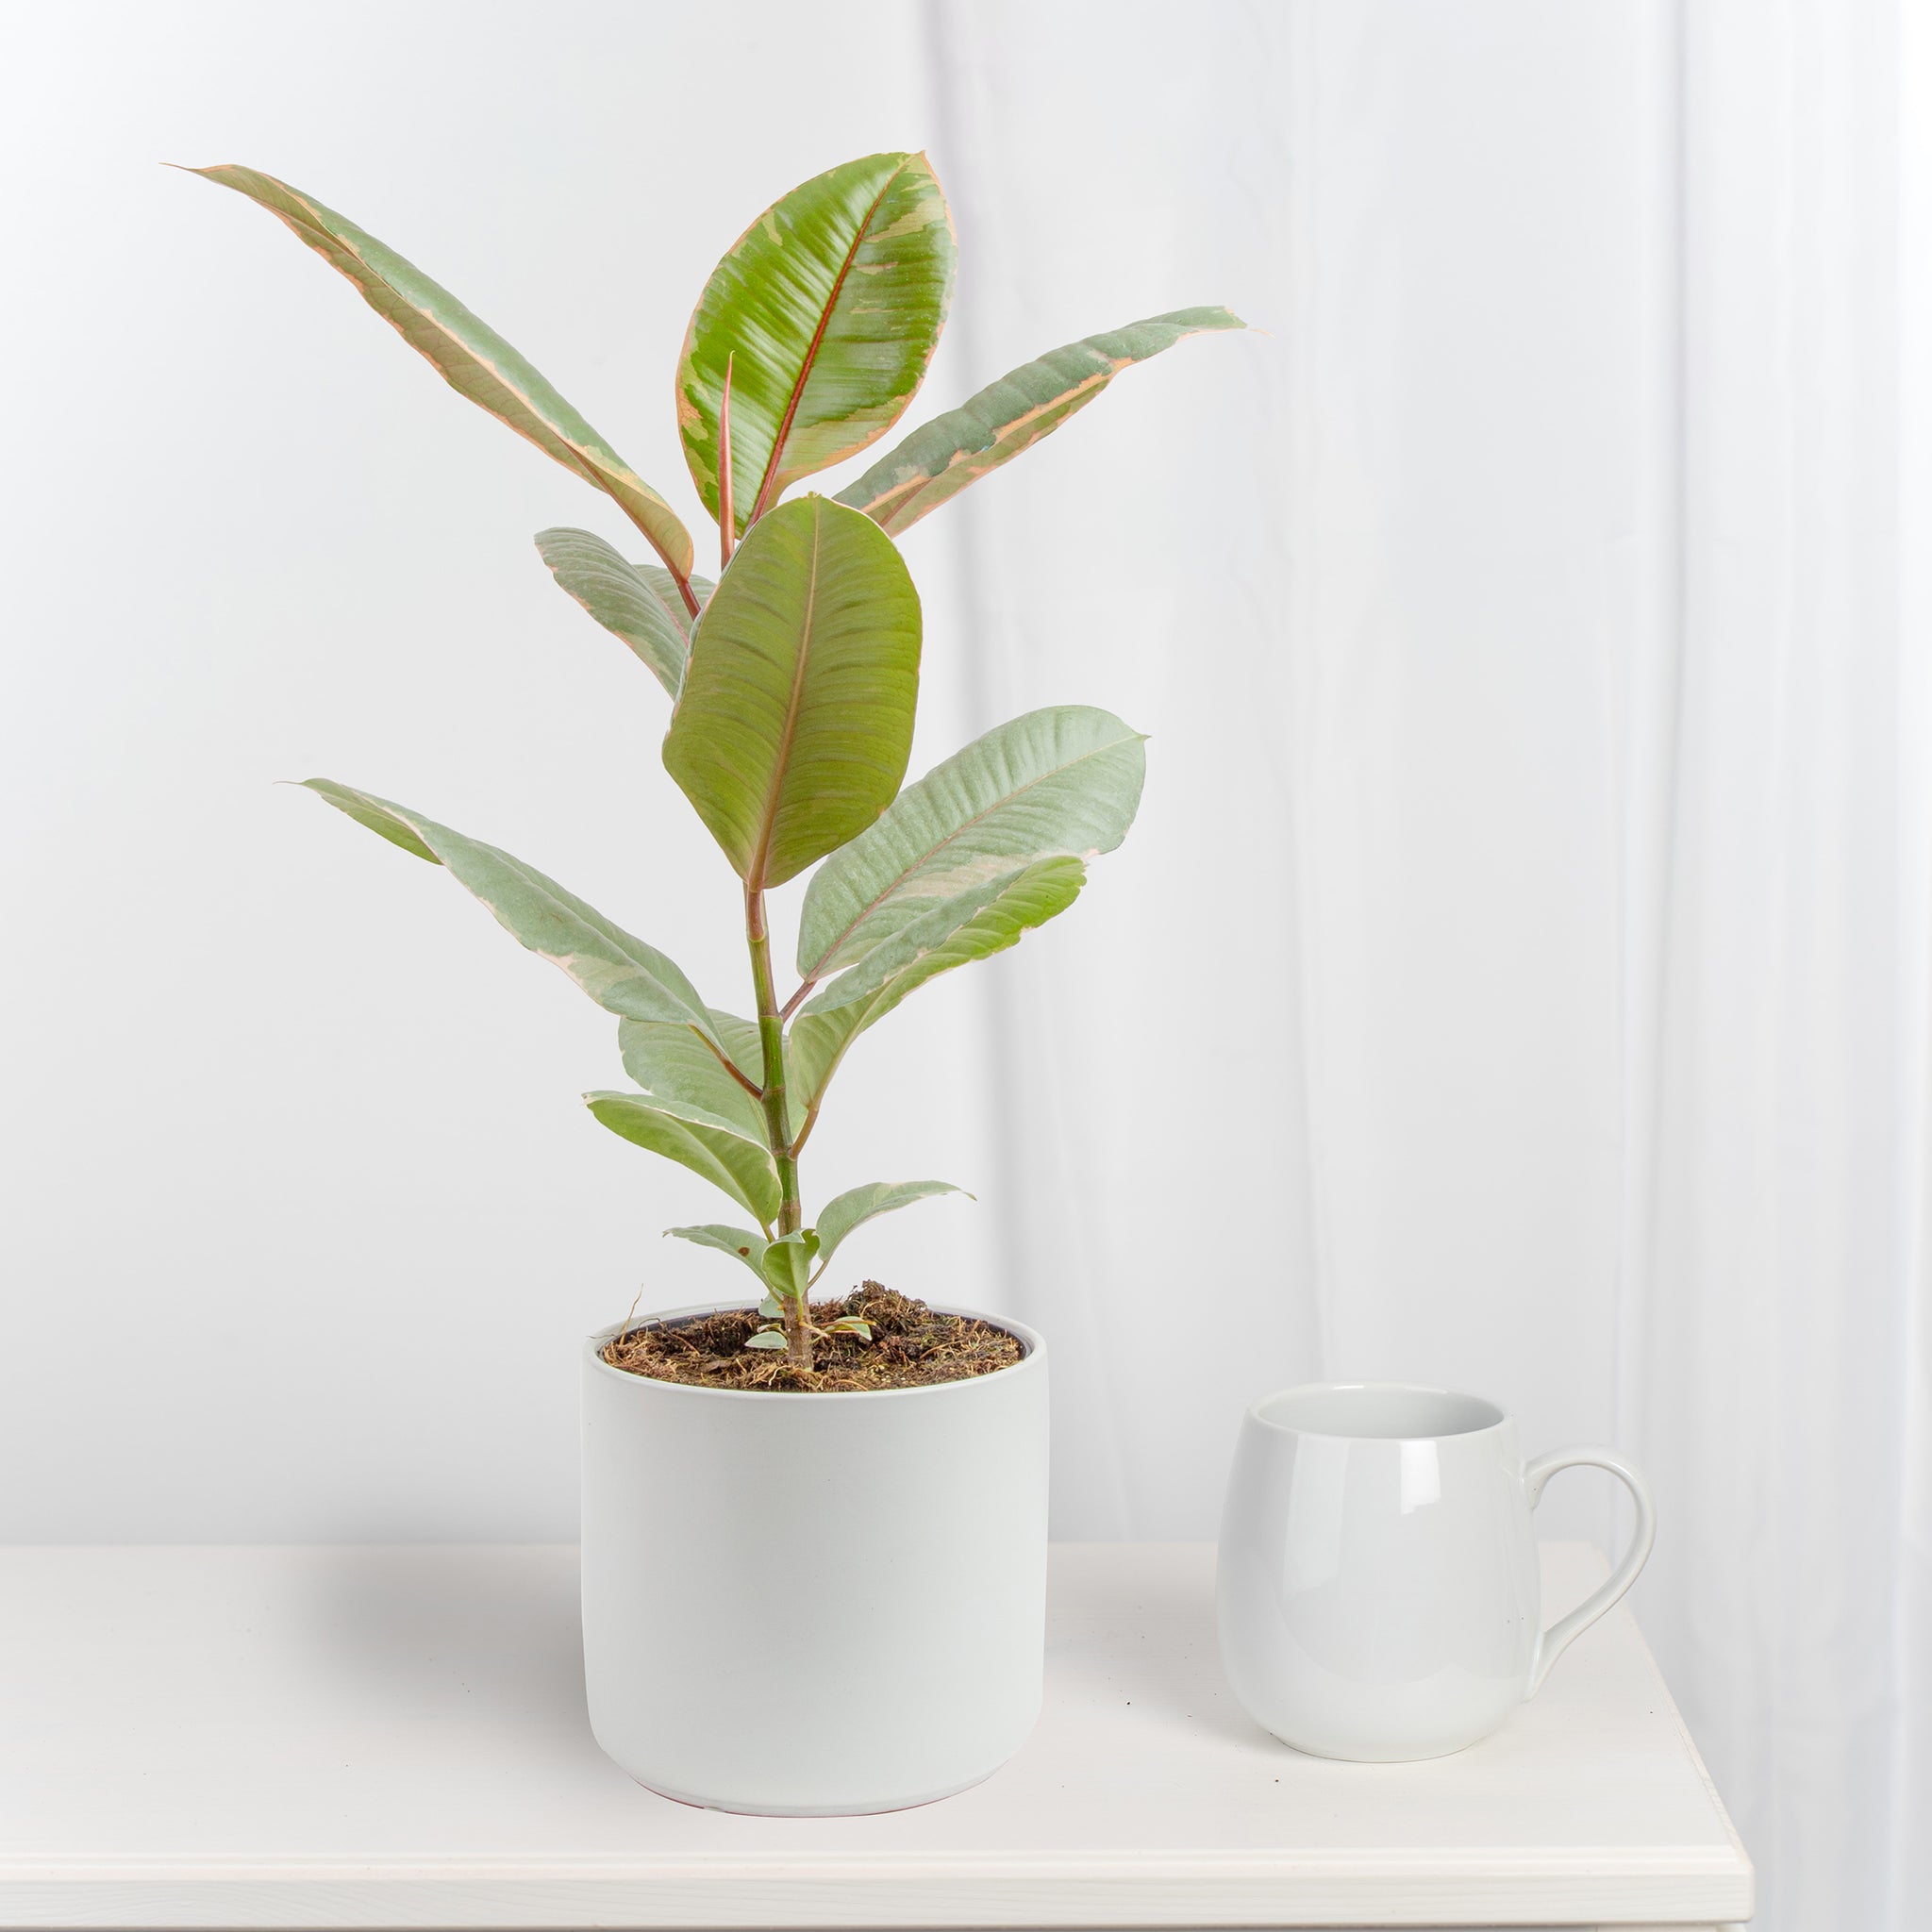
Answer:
xmin=749 ymin=164 xmax=907 ymax=520
xmin=746 ymin=501 xmax=824 ymax=892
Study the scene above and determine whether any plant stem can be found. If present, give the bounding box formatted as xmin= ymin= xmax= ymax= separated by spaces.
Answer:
xmin=744 ymin=883 xmax=810 ymax=1370
xmin=622 ymin=505 xmax=701 ymax=619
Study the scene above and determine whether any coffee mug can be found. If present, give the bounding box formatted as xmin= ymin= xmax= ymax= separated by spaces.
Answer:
xmin=1215 ymin=1382 xmax=1655 ymax=1761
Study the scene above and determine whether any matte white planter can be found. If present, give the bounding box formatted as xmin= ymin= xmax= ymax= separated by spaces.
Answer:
xmin=580 ymin=1303 xmax=1049 ymax=1815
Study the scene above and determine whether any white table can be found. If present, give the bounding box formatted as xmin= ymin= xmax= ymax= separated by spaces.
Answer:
xmin=0 ymin=1542 xmax=1750 ymax=1930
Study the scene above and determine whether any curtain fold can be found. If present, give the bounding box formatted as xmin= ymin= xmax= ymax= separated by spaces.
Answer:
xmin=923 ymin=0 xmax=1315 ymax=1540
xmin=1638 ymin=6 xmax=1931 ymax=1926
xmin=928 ymin=3 xmax=1930 ymax=1925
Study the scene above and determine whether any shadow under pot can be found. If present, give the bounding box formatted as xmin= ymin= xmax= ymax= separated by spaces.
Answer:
xmin=580 ymin=1303 xmax=1049 ymax=1815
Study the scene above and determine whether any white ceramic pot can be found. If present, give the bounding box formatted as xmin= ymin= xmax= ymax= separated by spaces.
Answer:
xmin=1216 ymin=1382 xmax=1656 ymax=1762
xmin=580 ymin=1303 xmax=1049 ymax=1815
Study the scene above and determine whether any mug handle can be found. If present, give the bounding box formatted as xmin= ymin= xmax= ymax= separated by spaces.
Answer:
xmin=1521 ymin=1446 xmax=1657 ymax=1696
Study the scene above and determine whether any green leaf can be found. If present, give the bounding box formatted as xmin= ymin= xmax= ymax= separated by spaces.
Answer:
xmin=665 ymin=1223 xmax=769 ymax=1280
xmin=535 ymin=528 xmax=713 ymax=699
xmin=300 ymin=779 xmax=717 ymax=1037
xmin=784 ymin=859 xmax=1088 ymax=1123
xmin=585 ymin=1091 xmax=780 ymax=1225
xmin=797 ymin=707 xmax=1145 ymax=982
xmin=759 ymin=1229 xmax=820 ymax=1301
xmin=758 ymin=1293 xmax=783 ymax=1318
xmin=662 ymin=495 xmax=921 ymax=890
xmin=785 ymin=1004 xmax=866 ymax=1130
xmin=826 ymin=1316 xmax=873 ymax=1341
xmin=743 ymin=1331 xmax=789 ymax=1351
xmin=804 ymin=856 xmax=1088 ymax=1015
xmin=619 ymin=1019 xmax=765 ymax=1141
xmin=836 ymin=307 xmax=1245 ymax=537
xmin=300 ymin=777 xmax=439 ymax=862
xmin=812 ymin=1180 xmax=969 ymax=1276
xmin=191 ymin=165 xmax=695 ymax=579
xmin=701 ymin=1008 xmax=767 ymax=1085
xmin=678 ymin=152 xmax=955 ymax=532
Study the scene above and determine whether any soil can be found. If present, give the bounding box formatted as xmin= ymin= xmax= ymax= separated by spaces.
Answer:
xmin=600 ymin=1284 xmax=1024 ymax=1392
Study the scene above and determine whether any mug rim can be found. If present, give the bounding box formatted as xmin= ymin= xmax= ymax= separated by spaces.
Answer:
xmin=1247 ymin=1379 xmax=1508 ymax=1442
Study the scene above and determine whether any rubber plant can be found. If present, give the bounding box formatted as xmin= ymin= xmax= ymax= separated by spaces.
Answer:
xmin=192 ymin=152 xmax=1240 ymax=1371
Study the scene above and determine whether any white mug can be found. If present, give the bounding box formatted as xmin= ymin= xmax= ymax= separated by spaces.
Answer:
xmin=1215 ymin=1382 xmax=1656 ymax=1761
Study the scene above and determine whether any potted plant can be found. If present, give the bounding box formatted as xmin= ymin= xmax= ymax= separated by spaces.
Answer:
xmin=192 ymin=150 xmax=1239 ymax=1813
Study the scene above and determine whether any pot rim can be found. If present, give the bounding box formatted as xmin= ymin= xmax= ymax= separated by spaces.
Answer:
xmin=585 ymin=1299 xmax=1046 ymax=1403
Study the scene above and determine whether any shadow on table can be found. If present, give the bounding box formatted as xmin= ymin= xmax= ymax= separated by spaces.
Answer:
xmin=291 ymin=1545 xmax=594 ymax=1752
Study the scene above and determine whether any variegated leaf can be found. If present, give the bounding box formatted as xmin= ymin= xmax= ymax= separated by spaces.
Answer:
xmin=836 ymin=308 xmax=1244 ymax=537
xmin=797 ymin=707 xmax=1144 ymax=985
xmin=192 ymin=165 xmax=696 ymax=582
xmin=784 ymin=858 xmax=1088 ymax=1130
xmin=535 ymin=528 xmax=713 ymax=698
xmin=702 ymin=1008 xmax=769 ymax=1090
xmin=299 ymin=780 xmax=717 ymax=1040
xmin=618 ymin=1018 xmax=765 ymax=1142
xmin=584 ymin=1091 xmax=780 ymax=1224
xmin=677 ymin=152 xmax=954 ymax=532
xmin=665 ymin=1223 xmax=769 ymax=1280
xmin=811 ymin=1181 xmax=969 ymax=1278
xmin=785 ymin=1003 xmax=867 ymax=1137
xmin=662 ymin=495 xmax=921 ymax=891
xmin=803 ymin=856 xmax=1088 ymax=1016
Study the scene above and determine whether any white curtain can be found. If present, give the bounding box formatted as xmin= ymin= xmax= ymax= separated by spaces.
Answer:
xmin=930 ymin=3 xmax=1931 ymax=1927
xmin=1644 ymin=6 xmax=1931 ymax=1924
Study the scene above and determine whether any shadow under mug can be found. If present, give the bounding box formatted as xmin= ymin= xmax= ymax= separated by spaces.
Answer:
xmin=1215 ymin=1382 xmax=1656 ymax=1762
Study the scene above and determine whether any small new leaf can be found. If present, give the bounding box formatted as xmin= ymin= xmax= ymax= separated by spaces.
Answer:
xmin=743 ymin=1330 xmax=789 ymax=1351
xmin=826 ymin=1316 xmax=874 ymax=1342
xmin=758 ymin=1229 xmax=821 ymax=1300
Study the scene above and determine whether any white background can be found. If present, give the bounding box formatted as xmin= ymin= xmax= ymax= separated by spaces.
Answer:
xmin=1 ymin=0 xmax=997 ymax=1546
xmin=2 ymin=5 xmax=1926 ymax=1929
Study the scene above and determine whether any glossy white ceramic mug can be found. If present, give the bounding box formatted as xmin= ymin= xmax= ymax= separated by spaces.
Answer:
xmin=1215 ymin=1382 xmax=1656 ymax=1761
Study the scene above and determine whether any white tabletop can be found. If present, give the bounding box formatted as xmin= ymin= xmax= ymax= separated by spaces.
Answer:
xmin=0 ymin=1541 xmax=1750 ymax=1929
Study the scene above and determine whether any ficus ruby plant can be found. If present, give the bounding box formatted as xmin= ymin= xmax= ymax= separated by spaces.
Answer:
xmin=193 ymin=151 xmax=1239 ymax=1371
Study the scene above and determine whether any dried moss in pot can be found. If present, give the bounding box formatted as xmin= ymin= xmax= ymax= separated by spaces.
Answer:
xmin=603 ymin=1286 xmax=1023 ymax=1392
